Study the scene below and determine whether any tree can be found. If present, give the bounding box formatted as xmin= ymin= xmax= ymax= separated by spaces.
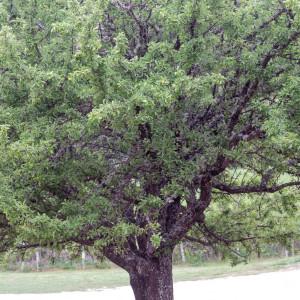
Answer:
xmin=1 ymin=0 xmax=300 ymax=299
xmin=0 ymin=212 xmax=14 ymax=252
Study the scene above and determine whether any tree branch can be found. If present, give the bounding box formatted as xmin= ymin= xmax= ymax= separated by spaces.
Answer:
xmin=213 ymin=180 xmax=300 ymax=194
xmin=246 ymin=8 xmax=286 ymax=41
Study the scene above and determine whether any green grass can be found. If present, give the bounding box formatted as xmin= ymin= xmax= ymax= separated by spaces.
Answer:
xmin=0 ymin=256 xmax=300 ymax=294
xmin=173 ymin=255 xmax=300 ymax=281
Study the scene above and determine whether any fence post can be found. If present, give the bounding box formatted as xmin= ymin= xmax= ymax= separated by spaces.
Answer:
xmin=180 ymin=242 xmax=186 ymax=263
xmin=81 ymin=246 xmax=86 ymax=269
xmin=35 ymin=249 xmax=40 ymax=272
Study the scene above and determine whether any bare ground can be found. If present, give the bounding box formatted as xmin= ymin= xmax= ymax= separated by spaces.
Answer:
xmin=1 ymin=267 xmax=300 ymax=300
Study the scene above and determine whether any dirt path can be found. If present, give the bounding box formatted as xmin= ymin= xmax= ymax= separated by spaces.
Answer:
xmin=2 ymin=268 xmax=299 ymax=300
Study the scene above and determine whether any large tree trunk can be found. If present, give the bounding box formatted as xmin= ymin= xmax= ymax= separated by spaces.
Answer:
xmin=129 ymin=254 xmax=174 ymax=300
xmin=103 ymin=244 xmax=174 ymax=300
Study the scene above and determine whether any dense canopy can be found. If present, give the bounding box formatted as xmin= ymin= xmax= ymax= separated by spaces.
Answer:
xmin=0 ymin=0 xmax=300 ymax=299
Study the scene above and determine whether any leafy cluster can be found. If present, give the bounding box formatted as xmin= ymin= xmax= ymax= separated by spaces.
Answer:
xmin=0 ymin=0 xmax=299 ymax=269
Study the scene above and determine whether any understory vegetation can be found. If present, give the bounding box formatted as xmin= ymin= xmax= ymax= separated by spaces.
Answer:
xmin=1 ymin=255 xmax=300 ymax=294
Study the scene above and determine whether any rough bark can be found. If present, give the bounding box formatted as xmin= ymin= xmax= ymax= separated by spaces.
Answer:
xmin=104 ymin=246 xmax=174 ymax=300
xmin=129 ymin=254 xmax=174 ymax=300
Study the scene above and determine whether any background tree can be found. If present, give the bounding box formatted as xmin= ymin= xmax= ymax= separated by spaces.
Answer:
xmin=1 ymin=0 xmax=300 ymax=299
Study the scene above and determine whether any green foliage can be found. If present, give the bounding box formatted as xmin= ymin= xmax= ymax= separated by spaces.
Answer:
xmin=0 ymin=0 xmax=299 ymax=270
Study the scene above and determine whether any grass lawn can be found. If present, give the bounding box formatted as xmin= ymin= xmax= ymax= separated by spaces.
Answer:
xmin=0 ymin=256 xmax=300 ymax=294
